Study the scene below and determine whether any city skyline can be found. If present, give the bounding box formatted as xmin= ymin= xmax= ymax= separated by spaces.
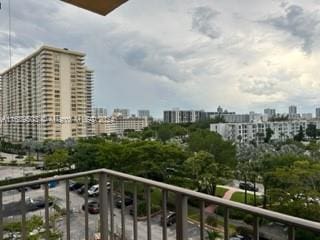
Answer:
xmin=1 ymin=1 xmax=320 ymax=118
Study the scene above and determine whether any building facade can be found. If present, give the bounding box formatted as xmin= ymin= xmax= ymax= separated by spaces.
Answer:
xmin=316 ymin=108 xmax=320 ymax=118
xmin=163 ymin=109 xmax=206 ymax=123
xmin=93 ymin=107 xmax=108 ymax=135
xmin=264 ymin=108 xmax=276 ymax=119
xmin=113 ymin=108 xmax=130 ymax=118
xmin=210 ymin=120 xmax=320 ymax=144
xmin=0 ymin=46 xmax=93 ymax=142
xmin=106 ymin=116 xmax=150 ymax=135
xmin=138 ymin=110 xmax=150 ymax=118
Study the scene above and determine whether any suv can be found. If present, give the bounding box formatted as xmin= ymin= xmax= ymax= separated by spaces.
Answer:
xmin=239 ymin=182 xmax=258 ymax=192
xmin=160 ymin=211 xmax=176 ymax=226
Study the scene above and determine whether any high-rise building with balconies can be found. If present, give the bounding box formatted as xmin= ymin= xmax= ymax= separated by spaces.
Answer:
xmin=0 ymin=46 xmax=93 ymax=142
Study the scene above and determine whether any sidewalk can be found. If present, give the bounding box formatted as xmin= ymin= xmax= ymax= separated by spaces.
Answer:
xmin=205 ymin=188 xmax=237 ymax=214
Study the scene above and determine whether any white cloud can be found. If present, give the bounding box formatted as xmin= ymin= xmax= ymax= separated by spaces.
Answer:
xmin=0 ymin=0 xmax=319 ymax=117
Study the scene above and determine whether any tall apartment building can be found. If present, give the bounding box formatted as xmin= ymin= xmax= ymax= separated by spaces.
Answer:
xmin=264 ymin=108 xmax=276 ymax=119
xmin=163 ymin=109 xmax=206 ymax=123
xmin=0 ymin=46 xmax=93 ymax=142
xmin=316 ymin=108 xmax=320 ymax=118
xmin=138 ymin=110 xmax=150 ymax=118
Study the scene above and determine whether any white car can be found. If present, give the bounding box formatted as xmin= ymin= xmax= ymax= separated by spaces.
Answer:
xmin=88 ymin=182 xmax=110 ymax=197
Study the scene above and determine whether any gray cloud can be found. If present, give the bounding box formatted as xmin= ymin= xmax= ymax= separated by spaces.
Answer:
xmin=262 ymin=4 xmax=320 ymax=53
xmin=192 ymin=6 xmax=221 ymax=39
xmin=239 ymin=76 xmax=279 ymax=96
xmin=117 ymin=40 xmax=191 ymax=83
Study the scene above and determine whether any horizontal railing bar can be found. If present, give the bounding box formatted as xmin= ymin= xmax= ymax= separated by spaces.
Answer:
xmin=0 ymin=169 xmax=103 ymax=191
xmin=0 ymin=168 xmax=320 ymax=233
xmin=100 ymin=169 xmax=320 ymax=233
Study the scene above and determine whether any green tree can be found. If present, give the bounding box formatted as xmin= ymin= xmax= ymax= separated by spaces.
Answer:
xmin=294 ymin=126 xmax=304 ymax=141
xmin=188 ymin=129 xmax=236 ymax=168
xmin=264 ymin=127 xmax=274 ymax=143
xmin=306 ymin=123 xmax=317 ymax=139
xmin=183 ymin=151 xmax=221 ymax=194
xmin=44 ymin=149 xmax=69 ymax=172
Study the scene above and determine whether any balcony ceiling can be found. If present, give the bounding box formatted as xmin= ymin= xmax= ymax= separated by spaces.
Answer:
xmin=61 ymin=0 xmax=127 ymax=15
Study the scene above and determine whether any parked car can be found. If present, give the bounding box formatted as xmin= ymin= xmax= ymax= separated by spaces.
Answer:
xmin=82 ymin=200 xmax=100 ymax=214
xmin=88 ymin=182 xmax=110 ymax=197
xmin=161 ymin=211 xmax=176 ymax=226
xmin=30 ymin=183 xmax=41 ymax=190
xmin=88 ymin=185 xmax=99 ymax=197
xmin=230 ymin=234 xmax=251 ymax=240
xmin=115 ymin=197 xmax=133 ymax=208
xmin=239 ymin=182 xmax=258 ymax=192
xmin=69 ymin=182 xmax=84 ymax=191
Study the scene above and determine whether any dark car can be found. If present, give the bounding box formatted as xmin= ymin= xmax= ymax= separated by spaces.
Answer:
xmin=115 ymin=197 xmax=133 ymax=208
xmin=69 ymin=182 xmax=84 ymax=191
xmin=77 ymin=185 xmax=86 ymax=195
xmin=239 ymin=182 xmax=258 ymax=192
xmin=161 ymin=211 xmax=176 ymax=226
xmin=30 ymin=183 xmax=41 ymax=190
xmin=82 ymin=200 xmax=100 ymax=214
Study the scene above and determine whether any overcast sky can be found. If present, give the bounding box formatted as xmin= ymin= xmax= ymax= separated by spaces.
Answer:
xmin=0 ymin=0 xmax=320 ymax=117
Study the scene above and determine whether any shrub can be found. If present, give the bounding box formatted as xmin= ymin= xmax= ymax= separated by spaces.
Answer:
xmin=206 ymin=215 xmax=218 ymax=227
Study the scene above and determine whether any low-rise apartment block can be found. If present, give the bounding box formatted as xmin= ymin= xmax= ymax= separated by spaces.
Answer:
xmin=106 ymin=116 xmax=150 ymax=135
xmin=210 ymin=120 xmax=320 ymax=144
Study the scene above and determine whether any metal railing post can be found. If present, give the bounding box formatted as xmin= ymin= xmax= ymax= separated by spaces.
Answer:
xmin=175 ymin=193 xmax=188 ymax=240
xmin=66 ymin=179 xmax=71 ymax=240
xmin=133 ymin=183 xmax=138 ymax=240
xmin=288 ymin=226 xmax=295 ymax=240
xmin=109 ymin=177 xmax=114 ymax=240
xmin=224 ymin=207 xmax=229 ymax=240
xmin=200 ymin=201 xmax=205 ymax=240
xmin=0 ymin=191 xmax=3 ymax=240
xmin=100 ymin=172 xmax=108 ymax=240
xmin=253 ymin=216 xmax=259 ymax=240
xmin=121 ymin=181 xmax=125 ymax=240
xmin=162 ymin=189 xmax=168 ymax=240
xmin=145 ymin=185 xmax=152 ymax=240
xmin=85 ymin=177 xmax=89 ymax=240
xmin=44 ymin=183 xmax=50 ymax=240
xmin=21 ymin=188 xmax=26 ymax=240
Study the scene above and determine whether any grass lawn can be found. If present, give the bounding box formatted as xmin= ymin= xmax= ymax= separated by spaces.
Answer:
xmin=230 ymin=192 xmax=263 ymax=206
xmin=215 ymin=186 xmax=229 ymax=197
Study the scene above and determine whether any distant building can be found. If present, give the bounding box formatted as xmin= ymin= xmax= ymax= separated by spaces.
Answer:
xmin=163 ymin=109 xmax=206 ymax=123
xmin=138 ymin=110 xmax=150 ymax=118
xmin=94 ymin=108 xmax=107 ymax=117
xmin=264 ymin=108 xmax=276 ymax=119
xmin=288 ymin=105 xmax=300 ymax=119
xmin=289 ymin=105 xmax=297 ymax=114
xmin=106 ymin=116 xmax=150 ymax=135
xmin=211 ymin=120 xmax=320 ymax=144
xmin=113 ymin=108 xmax=130 ymax=118
xmin=301 ymin=113 xmax=313 ymax=120
xmin=316 ymin=108 xmax=320 ymax=118
xmin=93 ymin=108 xmax=108 ymax=135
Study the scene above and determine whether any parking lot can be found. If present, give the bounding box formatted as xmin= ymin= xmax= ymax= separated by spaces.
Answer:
xmin=2 ymin=181 xmax=203 ymax=240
